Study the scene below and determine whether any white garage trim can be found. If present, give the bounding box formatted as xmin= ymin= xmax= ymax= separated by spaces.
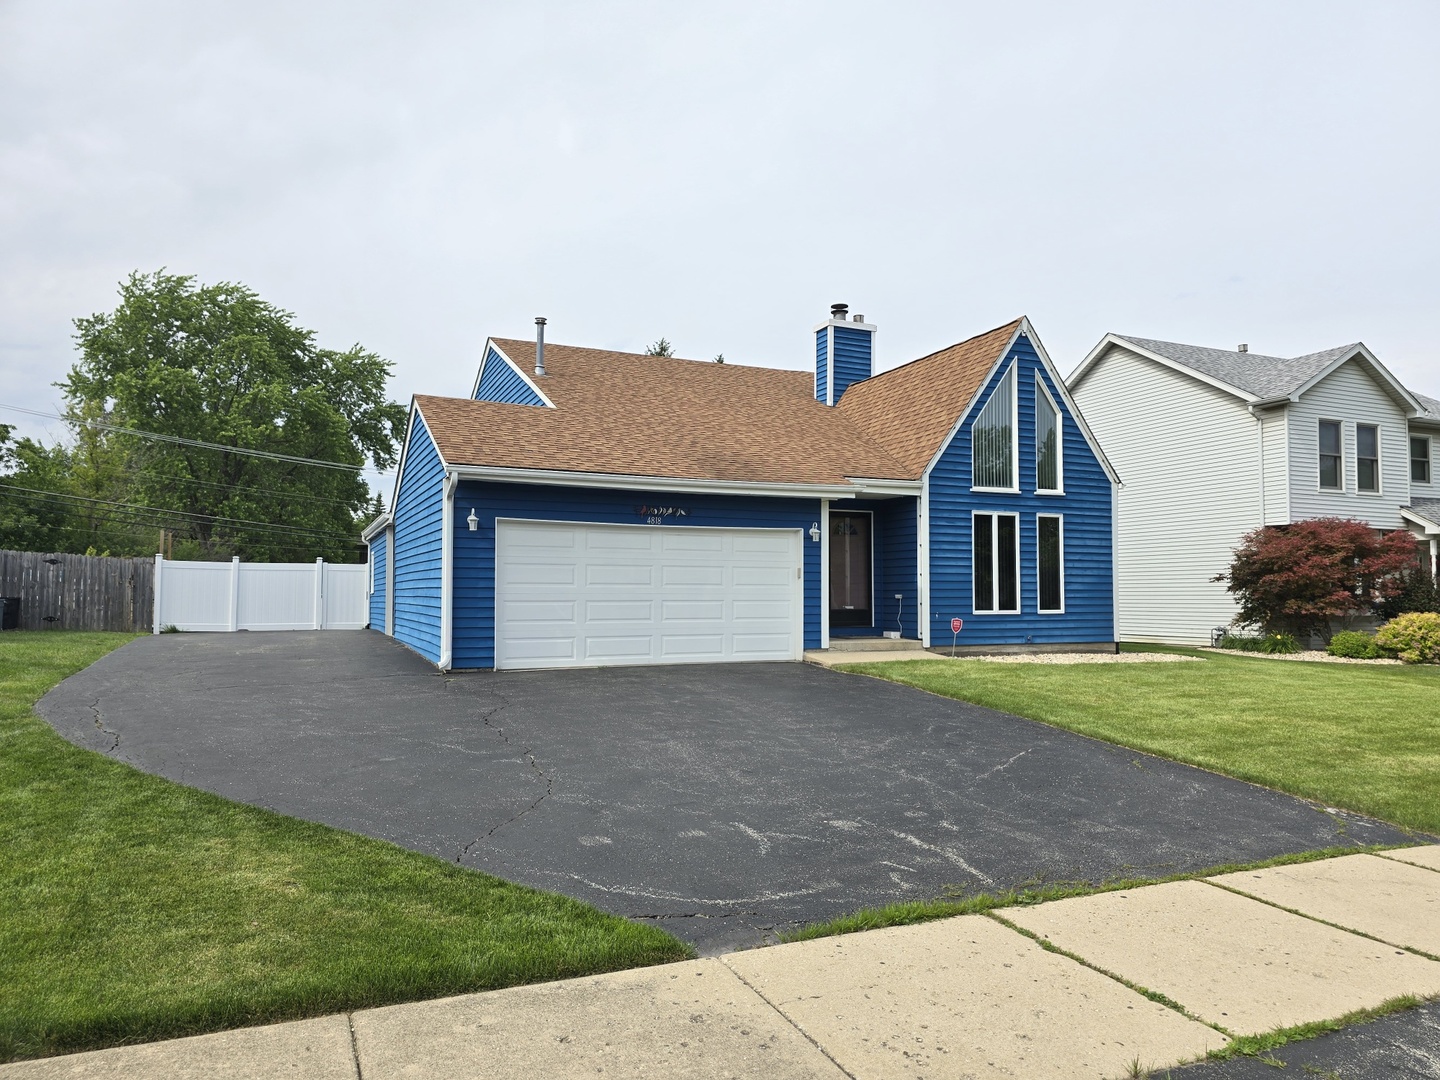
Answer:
xmin=494 ymin=518 xmax=804 ymax=670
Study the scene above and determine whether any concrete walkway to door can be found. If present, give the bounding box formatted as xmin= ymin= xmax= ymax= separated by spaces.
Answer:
xmin=7 ymin=846 xmax=1440 ymax=1079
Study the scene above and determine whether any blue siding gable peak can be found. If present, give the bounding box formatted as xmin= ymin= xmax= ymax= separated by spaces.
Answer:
xmin=390 ymin=410 xmax=447 ymax=663
xmin=472 ymin=344 xmax=551 ymax=408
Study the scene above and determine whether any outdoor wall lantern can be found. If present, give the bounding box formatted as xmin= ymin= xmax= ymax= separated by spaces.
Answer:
xmin=809 ymin=522 xmax=821 ymax=542
xmin=466 ymin=509 xmax=479 ymax=532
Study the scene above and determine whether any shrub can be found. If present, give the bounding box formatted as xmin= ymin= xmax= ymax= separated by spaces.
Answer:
xmin=1216 ymin=519 xmax=1418 ymax=641
xmin=1218 ymin=632 xmax=1301 ymax=654
xmin=1375 ymin=612 xmax=1440 ymax=664
xmin=1326 ymin=630 xmax=1389 ymax=660
xmin=1378 ymin=558 xmax=1440 ymax=620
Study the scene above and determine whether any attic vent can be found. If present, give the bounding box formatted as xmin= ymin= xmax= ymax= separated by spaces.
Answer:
xmin=1238 ymin=343 xmax=1248 ymax=353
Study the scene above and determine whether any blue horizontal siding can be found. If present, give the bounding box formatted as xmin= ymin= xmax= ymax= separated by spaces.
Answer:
xmin=391 ymin=415 xmax=445 ymax=662
xmin=875 ymin=496 xmax=919 ymax=638
xmin=814 ymin=328 xmax=829 ymax=404
xmin=831 ymin=325 xmax=873 ymax=404
xmin=368 ymin=533 xmax=387 ymax=630
xmin=928 ymin=334 xmax=1114 ymax=644
xmin=474 ymin=346 xmax=546 ymax=406
xmin=451 ymin=482 xmax=823 ymax=669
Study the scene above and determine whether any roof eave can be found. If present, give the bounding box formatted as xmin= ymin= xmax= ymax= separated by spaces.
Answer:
xmin=361 ymin=513 xmax=393 ymax=542
xmin=447 ymin=464 xmax=869 ymax=499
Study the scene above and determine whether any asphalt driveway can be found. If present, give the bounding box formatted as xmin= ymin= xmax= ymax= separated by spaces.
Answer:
xmin=39 ymin=631 xmax=1416 ymax=952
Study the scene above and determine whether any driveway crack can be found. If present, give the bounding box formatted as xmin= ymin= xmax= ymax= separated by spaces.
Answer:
xmin=90 ymin=697 xmax=120 ymax=754
xmin=451 ymin=684 xmax=553 ymax=862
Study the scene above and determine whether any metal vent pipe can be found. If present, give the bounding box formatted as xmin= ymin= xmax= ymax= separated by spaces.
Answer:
xmin=535 ymin=317 xmax=547 ymax=376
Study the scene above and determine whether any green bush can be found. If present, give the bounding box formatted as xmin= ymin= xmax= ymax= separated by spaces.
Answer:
xmin=1218 ymin=632 xmax=1302 ymax=654
xmin=1375 ymin=612 xmax=1440 ymax=664
xmin=1326 ymin=630 xmax=1389 ymax=659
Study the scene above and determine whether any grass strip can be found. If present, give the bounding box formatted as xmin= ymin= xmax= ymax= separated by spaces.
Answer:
xmin=834 ymin=648 xmax=1440 ymax=835
xmin=778 ymin=844 xmax=1412 ymax=943
xmin=0 ymin=632 xmax=692 ymax=1063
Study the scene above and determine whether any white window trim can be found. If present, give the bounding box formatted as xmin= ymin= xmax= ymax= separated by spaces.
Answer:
xmin=971 ymin=511 xmax=1021 ymax=615
xmin=1413 ymin=434 xmax=1433 ymax=485
xmin=1034 ymin=374 xmax=1064 ymax=495
xmin=1036 ymin=513 xmax=1065 ymax=614
xmin=1355 ymin=422 xmax=1382 ymax=496
xmin=1317 ymin=418 xmax=1344 ymax=493
xmin=971 ymin=363 xmax=1020 ymax=494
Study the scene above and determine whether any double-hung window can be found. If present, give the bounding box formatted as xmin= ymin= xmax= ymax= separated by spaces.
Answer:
xmin=1318 ymin=420 xmax=1343 ymax=490
xmin=1356 ymin=424 xmax=1380 ymax=493
xmin=1413 ymin=435 xmax=1432 ymax=484
xmin=973 ymin=512 xmax=1019 ymax=613
xmin=972 ymin=365 xmax=1016 ymax=490
xmin=1037 ymin=515 xmax=1064 ymax=613
xmin=1035 ymin=378 xmax=1062 ymax=493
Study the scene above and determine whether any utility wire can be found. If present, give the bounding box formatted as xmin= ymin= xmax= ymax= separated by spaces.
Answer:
xmin=116 ymin=469 xmax=365 ymax=508
xmin=0 ymin=403 xmax=369 ymax=471
xmin=0 ymin=483 xmax=366 ymax=544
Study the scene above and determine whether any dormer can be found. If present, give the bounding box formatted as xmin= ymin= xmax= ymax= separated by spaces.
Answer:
xmin=814 ymin=303 xmax=877 ymax=405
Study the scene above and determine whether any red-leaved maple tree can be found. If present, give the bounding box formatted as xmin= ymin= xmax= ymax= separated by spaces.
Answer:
xmin=1216 ymin=518 xmax=1418 ymax=641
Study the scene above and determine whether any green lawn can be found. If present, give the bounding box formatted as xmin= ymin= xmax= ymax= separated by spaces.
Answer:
xmin=0 ymin=632 xmax=690 ymax=1063
xmin=838 ymin=647 xmax=1440 ymax=836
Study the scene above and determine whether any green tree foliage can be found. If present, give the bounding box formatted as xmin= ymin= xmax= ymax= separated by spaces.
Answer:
xmin=1 ymin=271 xmax=406 ymax=561
xmin=644 ymin=338 xmax=674 ymax=357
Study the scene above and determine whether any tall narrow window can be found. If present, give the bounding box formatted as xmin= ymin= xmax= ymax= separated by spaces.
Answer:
xmin=1411 ymin=435 xmax=1431 ymax=484
xmin=973 ymin=513 xmax=1019 ymax=613
xmin=1318 ymin=420 xmax=1342 ymax=490
xmin=972 ymin=366 xmax=1016 ymax=490
xmin=1038 ymin=515 xmax=1063 ymax=612
xmin=1035 ymin=379 xmax=1061 ymax=492
xmin=1357 ymin=424 xmax=1379 ymax=492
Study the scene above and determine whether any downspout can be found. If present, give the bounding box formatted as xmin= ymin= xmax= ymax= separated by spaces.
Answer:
xmin=439 ymin=471 xmax=458 ymax=670
xmin=385 ymin=523 xmax=395 ymax=635
xmin=1248 ymin=404 xmax=1266 ymax=526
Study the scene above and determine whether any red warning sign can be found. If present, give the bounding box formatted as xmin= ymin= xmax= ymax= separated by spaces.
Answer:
xmin=951 ymin=618 xmax=963 ymax=634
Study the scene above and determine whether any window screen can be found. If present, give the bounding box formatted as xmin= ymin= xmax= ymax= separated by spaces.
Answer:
xmin=1038 ymin=516 xmax=1063 ymax=612
xmin=972 ymin=366 xmax=1015 ymax=489
xmin=1319 ymin=421 xmax=1342 ymax=490
xmin=1412 ymin=436 xmax=1431 ymax=484
xmin=1036 ymin=382 xmax=1060 ymax=491
xmin=1357 ymin=424 xmax=1379 ymax=492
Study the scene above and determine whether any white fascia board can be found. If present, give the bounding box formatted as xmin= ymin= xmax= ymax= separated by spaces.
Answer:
xmin=842 ymin=477 xmax=923 ymax=495
xmin=390 ymin=400 xmax=452 ymax=513
xmin=1069 ymin=333 xmax=1258 ymax=405
xmin=1291 ymin=344 xmax=1422 ymax=415
xmin=1400 ymin=506 xmax=1440 ymax=534
xmin=1021 ymin=319 xmax=1122 ymax=486
xmin=361 ymin=512 xmax=393 ymax=542
xmin=921 ymin=323 xmax=1024 ymax=480
xmin=490 ymin=340 xmax=557 ymax=409
xmin=449 ymin=465 xmax=862 ymax=500
xmin=811 ymin=318 xmax=878 ymax=333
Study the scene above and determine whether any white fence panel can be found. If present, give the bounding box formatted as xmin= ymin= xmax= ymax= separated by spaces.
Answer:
xmin=154 ymin=555 xmax=371 ymax=633
xmin=322 ymin=564 xmax=368 ymax=629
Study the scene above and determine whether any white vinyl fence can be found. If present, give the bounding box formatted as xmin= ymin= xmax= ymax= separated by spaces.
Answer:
xmin=152 ymin=555 xmax=369 ymax=633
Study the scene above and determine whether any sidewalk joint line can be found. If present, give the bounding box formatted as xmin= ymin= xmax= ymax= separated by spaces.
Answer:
xmin=718 ymin=959 xmax=859 ymax=1080
xmin=1372 ymin=848 xmax=1440 ymax=875
xmin=1197 ymin=877 xmax=1440 ymax=962
xmin=982 ymin=911 xmax=1232 ymax=1038
xmin=347 ymin=1012 xmax=364 ymax=1080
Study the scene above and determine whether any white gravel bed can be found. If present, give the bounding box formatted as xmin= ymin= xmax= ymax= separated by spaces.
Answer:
xmin=957 ymin=651 xmax=1201 ymax=664
xmin=1199 ymin=647 xmax=1403 ymax=665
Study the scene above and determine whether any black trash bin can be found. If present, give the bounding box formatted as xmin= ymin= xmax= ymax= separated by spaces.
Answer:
xmin=0 ymin=597 xmax=19 ymax=631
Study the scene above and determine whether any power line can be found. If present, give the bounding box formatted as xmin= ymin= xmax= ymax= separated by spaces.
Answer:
xmin=120 ymin=469 xmax=366 ymax=508
xmin=0 ymin=403 xmax=368 ymax=471
xmin=0 ymin=483 xmax=366 ymax=544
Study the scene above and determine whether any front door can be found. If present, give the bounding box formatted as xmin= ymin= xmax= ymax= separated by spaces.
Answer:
xmin=829 ymin=512 xmax=872 ymax=628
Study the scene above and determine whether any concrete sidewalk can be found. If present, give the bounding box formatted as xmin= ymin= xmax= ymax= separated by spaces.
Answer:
xmin=6 ymin=847 xmax=1439 ymax=1080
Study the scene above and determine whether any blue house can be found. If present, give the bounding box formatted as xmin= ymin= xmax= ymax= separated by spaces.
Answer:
xmin=362 ymin=308 xmax=1119 ymax=670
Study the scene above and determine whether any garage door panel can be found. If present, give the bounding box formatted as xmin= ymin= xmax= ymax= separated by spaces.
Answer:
xmin=495 ymin=521 xmax=800 ymax=670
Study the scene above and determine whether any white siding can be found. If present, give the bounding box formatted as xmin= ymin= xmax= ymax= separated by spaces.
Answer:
xmin=1070 ymin=346 xmax=1259 ymax=644
xmin=1287 ymin=360 xmax=1410 ymax=528
xmin=1408 ymin=422 xmax=1440 ymax=501
xmin=1259 ymin=405 xmax=1290 ymax=525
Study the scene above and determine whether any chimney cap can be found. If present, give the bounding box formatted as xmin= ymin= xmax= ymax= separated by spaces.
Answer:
xmin=535 ymin=316 xmax=547 ymax=326
xmin=1238 ymin=343 xmax=1248 ymax=353
xmin=830 ymin=303 xmax=849 ymax=320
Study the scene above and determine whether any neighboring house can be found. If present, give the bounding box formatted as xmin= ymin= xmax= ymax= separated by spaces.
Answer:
xmin=1068 ymin=335 xmax=1440 ymax=645
xmin=362 ymin=308 xmax=1118 ymax=670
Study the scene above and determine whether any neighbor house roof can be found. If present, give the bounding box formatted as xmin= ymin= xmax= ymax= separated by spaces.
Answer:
xmin=837 ymin=319 xmax=1022 ymax=475
xmin=1113 ymin=337 xmax=1358 ymax=399
xmin=410 ymin=320 xmax=1026 ymax=489
xmin=1414 ymin=392 xmax=1440 ymax=423
xmin=1403 ymin=498 xmax=1440 ymax=531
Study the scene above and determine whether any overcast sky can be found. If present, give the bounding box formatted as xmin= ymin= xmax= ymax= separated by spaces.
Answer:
xmin=3 ymin=1 xmax=1437 ymax=493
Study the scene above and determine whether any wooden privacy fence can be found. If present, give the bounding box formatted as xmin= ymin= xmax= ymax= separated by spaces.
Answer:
xmin=0 ymin=549 xmax=155 ymax=631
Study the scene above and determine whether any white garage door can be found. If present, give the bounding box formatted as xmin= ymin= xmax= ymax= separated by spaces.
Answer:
xmin=495 ymin=519 xmax=804 ymax=670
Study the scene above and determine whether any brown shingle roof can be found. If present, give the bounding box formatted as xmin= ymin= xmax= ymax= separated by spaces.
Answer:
xmin=836 ymin=319 xmax=1021 ymax=475
xmin=415 ymin=340 xmax=914 ymax=486
xmin=414 ymin=321 xmax=1020 ymax=487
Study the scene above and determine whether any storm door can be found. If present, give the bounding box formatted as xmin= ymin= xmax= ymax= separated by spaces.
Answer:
xmin=829 ymin=512 xmax=873 ymax=627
